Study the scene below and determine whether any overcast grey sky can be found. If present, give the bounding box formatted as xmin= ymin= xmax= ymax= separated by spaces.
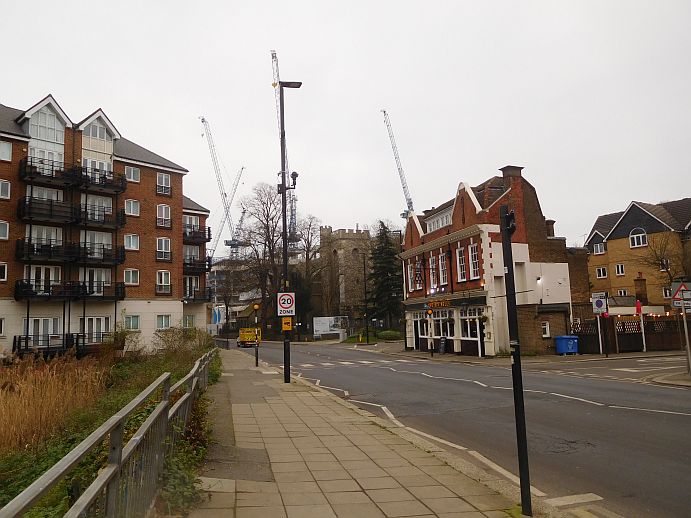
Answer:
xmin=2 ymin=1 xmax=689 ymax=246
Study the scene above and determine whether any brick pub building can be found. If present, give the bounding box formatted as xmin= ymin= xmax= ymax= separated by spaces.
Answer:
xmin=0 ymin=95 xmax=211 ymax=355
xmin=401 ymin=166 xmax=589 ymax=356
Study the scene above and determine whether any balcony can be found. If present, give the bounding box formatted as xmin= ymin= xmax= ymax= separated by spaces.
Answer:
xmin=19 ymin=157 xmax=80 ymax=188
xmin=15 ymin=239 xmax=77 ymax=263
xmin=183 ymin=225 xmax=212 ymax=244
xmin=79 ymin=206 xmax=126 ymax=229
xmin=13 ymin=333 xmax=84 ymax=357
xmin=184 ymin=287 xmax=213 ymax=303
xmin=156 ymin=284 xmax=172 ymax=295
xmin=183 ymin=257 xmax=212 ymax=275
xmin=18 ymin=197 xmax=79 ymax=224
xmin=14 ymin=280 xmax=125 ymax=301
xmin=156 ymin=217 xmax=172 ymax=229
xmin=75 ymin=243 xmax=126 ymax=265
xmin=77 ymin=166 xmax=127 ymax=194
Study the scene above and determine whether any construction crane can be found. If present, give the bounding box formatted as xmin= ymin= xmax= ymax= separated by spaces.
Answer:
xmin=381 ymin=109 xmax=414 ymax=218
xmin=272 ymin=50 xmax=299 ymax=244
xmin=200 ymin=116 xmax=244 ymax=257
xmin=209 ymin=166 xmax=244 ymax=256
xmin=224 ymin=207 xmax=247 ymax=255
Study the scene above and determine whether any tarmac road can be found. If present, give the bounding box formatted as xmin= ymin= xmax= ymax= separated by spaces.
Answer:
xmin=226 ymin=340 xmax=691 ymax=517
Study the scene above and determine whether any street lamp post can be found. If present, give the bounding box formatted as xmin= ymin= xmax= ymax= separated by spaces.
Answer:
xmin=278 ymin=80 xmax=301 ymax=383
xmin=253 ymin=303 xmax=260 ymax=367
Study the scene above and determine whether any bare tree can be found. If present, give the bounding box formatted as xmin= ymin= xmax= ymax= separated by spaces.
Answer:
xmin=637 ymin=232 xmax=688 ymax=284
xmin=297 ymin=214 xmax=324 ymax=282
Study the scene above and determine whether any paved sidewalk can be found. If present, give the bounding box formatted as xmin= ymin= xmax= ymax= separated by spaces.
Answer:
xmin=191 ymin=348 xmax=517 ymax=518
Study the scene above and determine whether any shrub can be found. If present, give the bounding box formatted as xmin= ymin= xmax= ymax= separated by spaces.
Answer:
xmin=378 ymin=330 xmax=402 ymax=341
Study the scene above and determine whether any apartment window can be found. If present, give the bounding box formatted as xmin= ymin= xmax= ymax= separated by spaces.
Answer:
xmin=124 ymin=315 xmax=140 ymax=331
xmin=84 ymin=120 xmax=112 ymax=141
xmin=183 ymin=214 xmax=200 ymax=232
xmin=429 ymin=256 xmax=437 ymax=288
xmin=541 ymin=321 xmax=550 ymax=338
xmin=124 ymin=269 xmax=139 ymax=285
xmin=0 ymin=317 xmax=5 ymax=336
xmin=0 ymin=180 xmax=10 ymax=199
xmin=125 ymin=166 xmax=140 ymax=182
xmin=456 ymin=246 xmax=466 ymax=282
xmin=124 ymin=234 xmax=139 ymax=250
xmin=182 ymin=315 xmax=195 ymax=328
xmin=469 ymin=243 xmax=480 ymax=280
xmin=414 ymin=259 xmax=423 ymax=290
xmin=660 ymin=258 xmax=671 ymax=272
xmin=0 ymin=262 xmax=7 ymax=281
xmin=593 ymin=242 xmax=605 ymax=254
xmin=629 ymin=228 xmax=647 ymax=248
xmin=156 ymin=172 xmax=171 ymax=195
xmin=125 ymin=199 xmax=140 ymax=216
xmin=157 ymin=204 xmax=171 ymax=228
xmin=156 ymin=270 xmax=171 ymax=294
xmin=0 ymin=221 xmax=8 ymax=240
xmin=615 ymin=263 xmax=625 ymax=276
xmin=0 ymin=141 xmax=11 ymax=161
xmin=617 ymin=289 xmax=628 ymax=296
xmin=29 ymin=107 xmax=65 ymax=144
xmin=407 ymin=261 xmax=415 ymax=291
xmin=439 ymin=253 xmax=448 ymax=285
xmin=156 ymin=314 xmax=171 ymax=330
xmin=156 ymin=237 xmax=171 ymax=260
xmin=596 ymin=266 xmax=607 ymax=279
xmin=663 ymin=287 xmax=672 ymax=299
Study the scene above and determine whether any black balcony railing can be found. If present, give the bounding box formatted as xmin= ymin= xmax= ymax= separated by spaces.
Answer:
xmin=12 ymin=333 xmax=86 ymax=357
xmin=18 ymin=157 xmax=80 ymax=187
xmin=14 ymin=280 xmax=125 ymax=301
xmin=156 ymin=217 xmax=172 ymax=229
xmin=80 ymin=206 xmax=126 ymax=228
xmin=18 ymin=197 xmax=80 ymax=223
xmin=183 ymin=257 xmax=212 ymax=274
xmin=184 ymin=287 xmax=213 ymax=302
xmin=156 ymin=284 xmax=172 ymax=295
xmin=156 ymin=184 xmax=172 ymax=196
xmin=15 ymin=238 xmax=77 ymax=263
xmin=76 ymin=243 xmax=126 ymax=265
xmin=156 ymin=250 xmax=172 ymax=261
xmin=78 ymin=166 xmax=127 ymax=193
xmin=183 ymin=225 xmax=212 ymax=243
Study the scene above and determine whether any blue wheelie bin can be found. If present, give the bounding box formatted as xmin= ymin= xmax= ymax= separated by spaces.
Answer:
xmin=555 ymin=335 xmax=578 ymax=355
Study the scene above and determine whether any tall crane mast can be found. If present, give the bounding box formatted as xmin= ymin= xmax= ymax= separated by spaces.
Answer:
xmin=381 ymin=109 xmax=414 ymax=217
xmin=272 ymin=50 xmax=298 ymax=243
xmin=200 ymin=116 xmax=244 ymax=257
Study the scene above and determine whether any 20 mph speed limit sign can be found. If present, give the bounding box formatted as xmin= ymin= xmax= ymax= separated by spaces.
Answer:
xmin=277 ymin=292 xmax=296 ymax=316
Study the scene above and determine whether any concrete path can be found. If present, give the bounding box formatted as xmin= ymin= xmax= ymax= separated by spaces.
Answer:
xmin=191 ymin=348 xmax=516 ymax=518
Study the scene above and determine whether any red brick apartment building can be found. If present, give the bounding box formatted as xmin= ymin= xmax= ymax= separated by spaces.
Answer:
xmin=401 ymin=166 xmax=590 ymax=356
xmin=0 ymin=95 xmax=212 ymax=356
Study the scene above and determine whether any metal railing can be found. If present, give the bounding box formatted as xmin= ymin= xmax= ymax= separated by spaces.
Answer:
xmin=0 ymin=349 xmax=216 ymax=518
xmin=183 ymin=225 xmax=212 ymax=243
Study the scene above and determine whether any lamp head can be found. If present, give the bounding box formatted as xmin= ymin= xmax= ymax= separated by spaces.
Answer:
xmin=290 ymin=171 xmax=299 ymax=187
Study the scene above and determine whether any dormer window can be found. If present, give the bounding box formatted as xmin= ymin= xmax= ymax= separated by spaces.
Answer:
xmin=629 ymin=228 xmax=647 ymax=248
xmin=593 ymin=242 xmax=605 ymax=254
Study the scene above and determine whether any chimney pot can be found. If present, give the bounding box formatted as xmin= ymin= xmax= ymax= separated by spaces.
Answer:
xmin=545 ymin=219 xmax=555 ymax=237
xmin=500 ymin=165 xmax=523 ymax=178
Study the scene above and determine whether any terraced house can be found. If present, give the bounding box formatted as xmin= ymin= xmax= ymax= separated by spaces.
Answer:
xmin=400 ymin=165 xmax=589 ymax=356
xmin=0 ymin=95 xmax=212 ymax=356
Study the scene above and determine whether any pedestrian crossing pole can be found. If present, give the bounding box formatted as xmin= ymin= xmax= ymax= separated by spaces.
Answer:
xmin=500 ymin=205 xmax=532 ymax=517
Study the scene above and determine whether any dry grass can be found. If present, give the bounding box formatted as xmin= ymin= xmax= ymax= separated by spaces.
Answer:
xmin=0 ymin=354 xmax=107 ymax=454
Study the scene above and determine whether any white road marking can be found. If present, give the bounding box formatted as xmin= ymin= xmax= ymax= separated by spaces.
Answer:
xmin=261 ymin=371 xmax=279 ymax=374
xmin=339 ymin=361 xmax=354 ymax=365
xmin=613 ymin=366 xmax=682 ymax=373
xmin=358 ymin=360 xmax=375 ymax=364
xmin=467 ymin=450 xmax=547 ymax=497
xmin=403 ymin=427 xmax=468 ymax=451
xmin=377 ymin=360 xmax=393 ymax=363
xmin=637 ymin=357 xmax=684 ymax=363
xmin=473 ymin=380 xmax=488 ymax=387
xmin=395 ymin=359 xmax=413 ymax=363
xmin=300 ymin=363 xmax=315 ymax=367
xmin=321 ymin=362 xmax=335 ymax=366
xmin=315 ymin=379 xmax=321 ymax=386
xmin=382 ymin=406 xmax=405 ymax=427
xmin=549 ymin=392 xmax=605 ymax=406
xmin=608 ymin=405 xmax=691 ymax=417
xmin=320 ymin=385 xmax=350 ymax=397
xmin=545 ymin=493 xmax=603 ymax=507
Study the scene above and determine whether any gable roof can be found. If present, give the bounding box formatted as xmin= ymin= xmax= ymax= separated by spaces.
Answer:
xmin=0 ymin=103 xmax=29 ymax=138
xmin=113 ymin=137 xmax=188 ymax=173
xmin=471 ymin=176 xmax=507 ymax=209
xmin=77 ymin=108 xmax=122 ymax=139
xmin=421 ymin=198 xmax=454 ymax=218
xmin=658 ymin=198 xmax=691 ymax=230
xmin=183 ymin=195 xmax=210 ymax=213
xmin=17 ymin=94 xmax=72 ymax=126
xmin=585 ymin=211 xmax=624 ymax=245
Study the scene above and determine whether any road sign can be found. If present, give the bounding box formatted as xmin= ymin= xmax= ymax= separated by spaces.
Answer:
xmin=277 ymin=292 xmax=296 ymax=316
xmin=592 ymin=292 xmax=608 ymax=314
xmin=673 ymin=300 xmax=691 ymax=308
xmin=282 ymin=317 xmax=293 ymax=331
xmin=671 ymin=282 xmax=689 ymax=301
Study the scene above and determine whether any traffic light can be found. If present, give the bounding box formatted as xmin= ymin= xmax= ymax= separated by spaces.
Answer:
xmin=503 ymin=210 xmax=516 ymax=235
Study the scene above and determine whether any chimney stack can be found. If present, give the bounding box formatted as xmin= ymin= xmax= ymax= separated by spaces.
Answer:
xmin=545 ymin=219 xmax=555 ymax=237
xmin=500 ymin=165 xmax=523 ymax=178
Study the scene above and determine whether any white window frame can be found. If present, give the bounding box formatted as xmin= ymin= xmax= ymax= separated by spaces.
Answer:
xmin=469 ymin=243 xmax=480 ymax=280
xmin=407 ymin=261 xmax=414 ymax=292
xmin=439 ymin=252 xmax=448 ymax=285
xmin=596 ymin=266 xmax=607 ymax=279
xmin=0 ymin=141 xmax=11 ymax=161
xmin=124 ymin=315 xmax=140 ymax=331
xmin=617 ymin=289 xmax=628 ymax=296
xmin=456 ymin=246 xmax=466 ymax=282
xmin=124 ymin=233 xmax=139 ymax=250
xmin=541 ymin=321 xmax=550 ymax=338
xmin=0 ymin=220 xmax=8 ymax=240
xmin=428 ymin=256 xmax=437 ymax=288
xmin=0 ymin=179 xmax=10 ymax=199
xmin=0 ymin=262 xmax=7 ymax=281
xmin=615 ymin=263 xmax=625 ymax=276
xmin=663 ymin=286 xmax=672 ymax=299
xmin=182 ymin=315 xmax=195 ymax=328
xmin=593 ymin=242 xmax=605 ymax=255
xmin=414 ymin=258 xmax=423 ymax=290
xmin=124 ymin=166 xmax=140 ymax=182
xmin=629 ymin=228 xmax=648 ymax=248
xmin=124 ymin=268 xmax=139 ymax=285
xmin=0 ymin=317 xmax=5 ymax=336
xmin=157 ymin=204 xmax=171 ymax=227
xmin=157 ymin=237 xmax=171 ymax=260
xmin=156 ymin=314 xmax=171 ymax=330
xmin=125 ymin=199 xmax=140 ymax=216
xmin=156 ymin=172 xmax=171 ymax=195
xmin=156 ymin=270 xmax=171 ymax=293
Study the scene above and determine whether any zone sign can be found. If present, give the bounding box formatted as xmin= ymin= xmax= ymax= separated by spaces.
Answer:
xmin=277 ymin=292 xmax=296 ymax=316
